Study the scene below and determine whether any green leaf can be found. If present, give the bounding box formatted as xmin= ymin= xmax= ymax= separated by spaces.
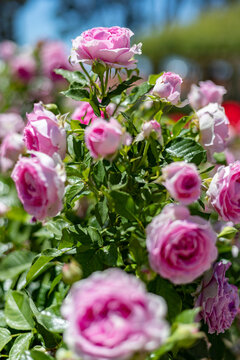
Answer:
xmin=110 ymin=190 xmax=136 ymax=221
xmin=148 ymin=277 xmax=182 ymax=322
xmin=102 ymin=76 xmax=141 ymax=106
xmin=0 ymin=327 xmax=12 ymax=351
xmin=0 ymin=251 xmax=35 ymax=281
xmin=92 ymin=160 xmax=106 ymax=187
xmin=87 ymin=227 xmax=103 ymax=247
xmin=26 ymin=248 xmax=71 ymax=285
xmin=62 ymin=87 xmax=89 ymax=101
xmin=218 ymin=226 xmax=238 ymax=239
xmin=5 ymin=291 xmax=35 ymax=330
xmin=148 ymin=72 xmax=163 ymax=85
xmin=98 ymin=244 xmax=118 ymax=266
xmin=175 ymin=308 xmax=200 ymax=324
xmin=95 ymin=197 xmax=109 ymax=226
xmin=54 ymin=69 xmax=87 ymax=85
xmin=172 ymin=116 xmax=193 ymax=137
xmin=9 ymin=333 xmax=33 ymax=360
xmin=127 ymin=82 xmax=153 ymax=104
xmin=20 ymin=350 xmax=54 ymax=360
xmin=165 ymin=137 xmax=207 ymax=165
xmin=38 ymin=305 xmax=67 ymax=333
xmin=65 ymin=183 xmax=84 ymax=206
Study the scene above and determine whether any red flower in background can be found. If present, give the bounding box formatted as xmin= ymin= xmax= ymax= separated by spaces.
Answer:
xmin=223 ymin=101 xmax=240 ymax=133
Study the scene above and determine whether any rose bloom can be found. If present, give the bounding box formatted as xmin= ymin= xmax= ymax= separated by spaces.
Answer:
xmin=11 ymin=152 xmax=65 ymax=221
xmin=146 ymin=204 xmax=217 ymax=284
xmin=152 ymin=72 xmax=182 ymax=105
xmin=197 ymin=103 xmax=229 ymax=160
xmin=72 ymin=102 xmax=104 ymax=125
xmin=136 ymin=120 xmax=162 ymax=142
xmin=24 ymin=103 xmax=66 ymax=159
xmin=85 ymin=118 xmax=131 ymax=159
xmin=195 ymin=261 xmax=239 ymax=334
xmin=0 ymin=40 xmax=17 ymax=61
xmin=207 ymin=161 xmax=240 ymax=224
xmin=162 ymin=162 xmax=201 ymax=205
xmin=188 ymin=80 xmax=226 ymax=110
xmin=0 ymin=113 xmax=24 ymax=140
xmin=71 ymin=26 xmax=142 ymax=69
xmin=41 ymin=41 xmax=71 ymax=81
xmin=0 ymin=133 xmax=25 ymax=172
xmin=11 ymin=53 xmax=36 ymax=83
xmin=61 ymin=268 xmax=169 ymax=360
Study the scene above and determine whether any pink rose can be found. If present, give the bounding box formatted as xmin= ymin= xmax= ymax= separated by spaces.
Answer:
xmin=207 ymin=161 xmax=240 ymax=224
xmin=11 ymin=152 xmax=65 ymax=221
xmin=0 ymin=40 xmax=17 ymax=61
xmin=146 ymin=204 xmax=217 ymax=284
xmin=136 ymin=120 xmax=162 ymax=142
xmin=41 ymin=41 xmax=71 ymax=81
xmin=197 ymin=103 xmax=229 ymax=160
xmin=0 ymin=133 xmax=25 ymax=172
xmin=71 ymin=26 xmax=142 ymax=69
xmin=195 ymin=261 xmax=239 ymax=334
xmin=61 ymin=268 xmax=169 ymax=360
xmin=0 ymin=113 xmax=24 ymax=140
xmin=152 ymin=72 xmax=182 ymax=105
xmin=188 ymin=80 xmax=226 ymax=110
xmin=162 ymin=162 xmax=201 ymax=205
xmin=24 ymin=103 xmax=66 ymax=159
xmin=11 ymin=53 xmax=36 ymax=83
xmin=72 ymin=102 xmax=104 ymax=125
xmin=85 ymin=118 xmax=131 ymax=159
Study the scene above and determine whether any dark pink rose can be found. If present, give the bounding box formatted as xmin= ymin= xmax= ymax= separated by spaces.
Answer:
xmin=162 ymin=161 xmax=201 ymax=204
xmin=188 ymin=80 xmax=226 ymax=110
xmin=24 ymin=103 xmax=66 ymax=159
xmin=146 ymin=204 xmax=217 ymax=284
xmin=11 ymin=152 xmax=65 ymax=221
xmin=71 ymin=27 xmax=142 ymax=69
xmin=195 ymin=261 xmax=239 ymax=334
xmin=61 ymin=268 xmax=169 ymax=360
xmin=11 ymin=53 xmax=36 ymax=83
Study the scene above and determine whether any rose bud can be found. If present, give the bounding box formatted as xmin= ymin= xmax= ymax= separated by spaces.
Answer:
xmin=152 ymin=72 xmax=182 ymax=105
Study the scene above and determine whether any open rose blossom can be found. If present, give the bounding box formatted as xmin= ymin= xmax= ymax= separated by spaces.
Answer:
xmin=162 ymin=161 xmax=201 ymax=204
xmin=197 ymin=103 xmax=229 ymax=160
xmin=188 ymin=80 xmax=226 ymax=110
xmin=71 ymin=26 xmax=142 ymax=69
xmin=152 ymin=72 xmax=182 ymax=105
xmin=24 ymin=103 xmax=66 ymax=159
xmin=11 ymin=53 xmax=36 ymax=83
xmin=85 ymin=118 xmax=131 ymax=159
xmin=195 ymin=261 xmax=239 ymax=334
xmin=61 ymin=268 xmax=169 ymax=360
xmin=146 ymin=204 xmax=217 ymax=284
xmin=11 ymin=152 xmax=65 ymax=221
xmin=0 ymin=133 xmax=25 ymax=172
xmin=207 ymin=161 xmax=240 ymax=224
xmin=0 ymin=113 xmax=24 ymax=140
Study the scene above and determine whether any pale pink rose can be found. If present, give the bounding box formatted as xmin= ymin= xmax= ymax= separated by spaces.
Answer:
xmin=146 ymin=204 xmax=217 ymax=284
xmin=0 ymin=113 xmax=24 ymax=140
xmin=195 ymin=261 xmax=239 ymax=334
xmin=207 ymin=161 xmax=240 ymax=224
xmin=61 ymin=268 xmax=169 ymax=360
xmin=72 ymin=102 xmax=104 ymax=125
xmin=162 ymin=162 xmax=201 ymax=204
xmin=197 ymin=103 xmax=229 ymax=160
xmin=71 ymin=26 xmax=142 ymax=69
xmin=11 ymin=152 xmax=65 ymax=221
xmin=0 ymin=40 xmax=17 ymax=61
xmin=41 ymin=41 xmax=71 ymax=81
xmin=152 ymin=72 xmax=182 ymax=105
xmin=11 ymin=53 xmax=36 ymax=83
xmin=85 ymin=118 xmax=131 ymax=159
xmin=0 ymin=133 xmax=25 ymax=172
xmin=188 ymin=80 xmax=226 ymax=110
xmin=24 ymin=103 xmax=66 ymax=159
xmin=136 ymin=120 xmax=162 ymax=142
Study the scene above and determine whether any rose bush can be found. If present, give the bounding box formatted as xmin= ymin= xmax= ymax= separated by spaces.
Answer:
xmin=0 ymin=26 xmax=239 ymax=360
